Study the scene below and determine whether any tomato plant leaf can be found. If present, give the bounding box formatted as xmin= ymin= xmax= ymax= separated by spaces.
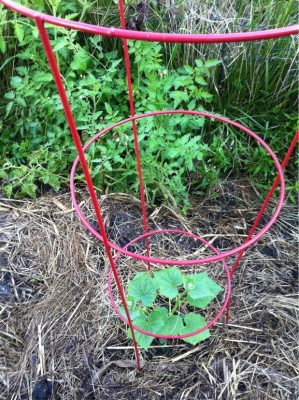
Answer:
xmin=5 ymin=101 xmax=14 ymax=118
xmin=10 ymin=76 xmax=22 ymax=88
xmin=184 ymin=65 xmax=194 ymax=74
xmin=0 ymin=34 xmax=6 ymax=53
xmin=70 ymin=48 xmax=90 ymax=71
xmin=195 ymin=59 xmax=203 ymax=68
xmin=205 ymin=59 xmax=221 ymax=68
xmin=33 ymin=72 xmax=53 ymax=83
xmin=14 ymin=23 xmax=24 ymax=44
xmin=104 ymin=102 xmax=113 ymax=115
xmin=195 ymin=76 xmax=207 ymax=86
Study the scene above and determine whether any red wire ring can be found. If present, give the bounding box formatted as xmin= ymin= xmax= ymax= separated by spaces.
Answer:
xmin=0 ymin=0 xmax=298 ymax=42
xmin=70 ymin=110 xmax=285 ymax=265
xmin=108 ymin=229 xmax=231 ymax=339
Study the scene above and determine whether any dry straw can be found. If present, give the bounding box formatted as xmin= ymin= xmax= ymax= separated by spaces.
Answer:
xmin=0 ymin=179 xmax=297 ymax=399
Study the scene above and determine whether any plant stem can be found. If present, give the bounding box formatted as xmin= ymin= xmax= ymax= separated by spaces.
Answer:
xmin=170 ymin=289 xmax=187 ymax=316
xmin=140 ymin=306 xmax=149 ymax=316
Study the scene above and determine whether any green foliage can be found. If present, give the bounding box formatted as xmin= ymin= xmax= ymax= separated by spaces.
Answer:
xmin=186 ymin=273 xmax=224 ymax=309
xmin=1 ymin=24 xmax=219 ymax=206
xmin=180 ymin=313 xmax=210 ymax=345
xmin=0 ymin=2 xmax=127 ymax=197
xmin=0 ymin=0 xmax=297 ymax=205
xmin=154 ymin=267 xmax=184 ymax=300
xmin=220 ymin=109 xmax=299 ymax=198
xmin=127 ymin=272 xmax=158 ymax=307
xmin=120 ymin=267 xmax=222 ymax=350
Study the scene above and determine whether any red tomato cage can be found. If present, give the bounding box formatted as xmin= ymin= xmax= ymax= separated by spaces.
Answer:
xmin=1 ymin=0 xmax=298 ymax=369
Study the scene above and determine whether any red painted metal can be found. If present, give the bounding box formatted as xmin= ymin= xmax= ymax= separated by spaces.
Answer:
xmin=1 ymin=0 xmax=297 ymax=368
xmin=117 ymin=0 xmax=150 ymax=267
xmin=225 ymin=129 xmax=299 ymax=323
xmin=70 ymin=110 xmax=285 ymax=265
xmin=108 ymin=229 xmax=231 ymax=339
xmin=230 ymin=129 xmax=299 ymax=278
xmin=0 ymin=0 xmax=298 ymax=42
xmin=34 ymin=14 xmax=142 ymax=370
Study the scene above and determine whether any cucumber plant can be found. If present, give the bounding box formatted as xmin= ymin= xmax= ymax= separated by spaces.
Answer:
xmin=120 ymin=266 xmax=222 ymax=350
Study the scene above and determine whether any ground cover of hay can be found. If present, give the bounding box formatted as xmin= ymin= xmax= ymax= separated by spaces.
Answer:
xmin=0 ymin=180 xmax=298 ymax=400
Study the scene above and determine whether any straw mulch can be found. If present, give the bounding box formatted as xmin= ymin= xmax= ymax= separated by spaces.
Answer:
xmin=0 ymin=180 xmax=298 ymax=400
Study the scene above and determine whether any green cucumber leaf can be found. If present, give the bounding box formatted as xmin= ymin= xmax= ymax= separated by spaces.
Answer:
xmin=152 ymin=306 xmax=168 ymax=319
xmin=127 ymin=314 xmax=153 ymax=350
xmin=158 ymin=314 xmax=184 ymax=336
xmin=128 ymin=272 xmax=158 ymax=307
xmin=119 ymin=296 xmax=141 ymax=320
xmin=154 ymin=267 xmax=184 ymax=300
xmin=186 ymin=272 xmax=222 ymax=309
xmin=180 ymin=313 xmax=210 ymax=345
xmin=127 ymin=308 xmax=166 ymax=350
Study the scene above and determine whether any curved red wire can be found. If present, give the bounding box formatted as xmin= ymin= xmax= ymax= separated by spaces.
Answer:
xmin=0 ymin=0 xmax=298 ymax=42
xmin=70 ymin=110 xmax=285 ymax=265
xmin=108 ymin=229 xmax=231 ymax=339
xmin=1 ymin=0 xmax=297 ymax=369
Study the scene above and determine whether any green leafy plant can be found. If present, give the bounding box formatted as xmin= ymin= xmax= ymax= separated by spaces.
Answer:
xmin=1 ymin=28 xmax=220 ymax=208
xmin=1 ymin=1 xmax=296 ymax=206
xmin=0 ymin=13 xmax=128 ymax=197
xmin=120 ymin=266 xmax=223 ymax=350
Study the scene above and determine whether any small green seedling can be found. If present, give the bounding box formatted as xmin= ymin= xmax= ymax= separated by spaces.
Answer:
xmin=120 ymin=266 xmax=222 ymax=349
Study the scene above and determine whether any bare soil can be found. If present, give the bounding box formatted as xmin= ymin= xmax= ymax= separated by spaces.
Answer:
xmin=0 ymin=180 xmax=298 ymax=400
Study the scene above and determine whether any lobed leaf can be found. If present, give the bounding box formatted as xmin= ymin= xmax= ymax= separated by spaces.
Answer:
xmin=119 ymin=295 xmax=141 ymax=321
xmin=186 ymin=272 xmax=222 ymax=309
xmin=158 ymin=314 xmax=184 ymax=336
xmin=128 ymin=272 xmax=158 ymax=307
xmin=180 ymin=313 xmax=210 ymax=345
xmin=127 ymin=308 xmax=166 ymax=350
xmin=127 ymin=314 xmax=153 ymax=350
xmin=154 ymin=267 xmax=184 ymax=300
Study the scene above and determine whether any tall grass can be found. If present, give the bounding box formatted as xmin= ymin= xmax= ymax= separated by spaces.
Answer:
xmin=139 ymin=0 xmax=298 ymax=116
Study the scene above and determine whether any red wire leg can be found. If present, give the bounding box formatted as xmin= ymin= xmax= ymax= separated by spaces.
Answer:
xmin=118 ymin=0 xmax=150 ymax=268
xmin=35 ymin=17 xmax=142 ymax=370
xmin=226 ymin=130 xmax=299 ymax=323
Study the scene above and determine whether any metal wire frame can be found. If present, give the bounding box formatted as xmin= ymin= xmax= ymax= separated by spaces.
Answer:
xmin=70 ymin=110 xmax=286 ymax=265
xmin=108 ymin=229 xmax=231 ymax=340
xmin=1 ymin=0 xmax=298 ymax=42
xmin=1 ymin=0 xmax=298 ymax=370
